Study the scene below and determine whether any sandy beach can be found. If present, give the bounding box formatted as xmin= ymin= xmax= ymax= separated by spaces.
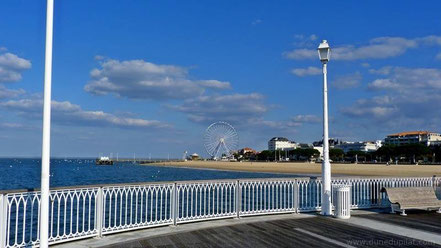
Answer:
xmin=146 ymin=161 xmax=441 ymax=177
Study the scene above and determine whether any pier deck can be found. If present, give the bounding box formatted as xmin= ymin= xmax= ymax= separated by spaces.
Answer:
xmin=54 ymin=210 xmax=441 ymax=248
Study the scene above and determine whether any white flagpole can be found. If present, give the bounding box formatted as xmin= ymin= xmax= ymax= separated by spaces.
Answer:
xmin=40 ymin=0 xmax=54 ymax=247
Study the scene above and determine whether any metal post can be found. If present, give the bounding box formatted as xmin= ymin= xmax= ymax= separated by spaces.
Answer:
xmin=40 ymin=0 xmax=54 ymax=247
xmin=0 ymin=194 xmax=8 ymax=248
xmin=235 ymin=180 xmax=241 ymax=219
xmin=172 ymin=183 xmax=178 ymax=226
xmin=321 ymin=62 xmax=332 ymax=216
xmin=293 ymin=182 xmax=299 ymax=213
xmin=95 ymin=187 xmax=103 ymax=238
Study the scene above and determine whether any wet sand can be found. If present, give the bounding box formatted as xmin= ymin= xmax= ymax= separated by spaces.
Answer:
xmin=145 ymin=161 xmax=441 ymax=177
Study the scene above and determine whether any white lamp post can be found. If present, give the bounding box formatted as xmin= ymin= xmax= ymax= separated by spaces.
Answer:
xmin=318 ymin=40 xmax=332 ymax=216
xmin=40 ymin=0 xmax=54 ymax=247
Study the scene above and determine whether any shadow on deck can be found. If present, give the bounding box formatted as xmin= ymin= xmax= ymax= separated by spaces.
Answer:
xmin=54 ymin=210 xmax=441 ymax=248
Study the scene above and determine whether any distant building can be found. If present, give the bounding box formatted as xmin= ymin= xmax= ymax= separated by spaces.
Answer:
xmin=239 ymin=147 xmax=257 ymax=155
xmin=297 ymin=143 xmax=313 ymax=149
xmin=375 ymin=140 xmax=383 ymax=149
xmin=191 ymin=153 xmax=200 ymax=160
xmin=335 ymin=141 xmax=382 ymax=153
xmin=313 ymin=138 xmax=340 ymax=148
xmin=313 ymin=146 xmax=323 ymax=158
xmin=384 ymin=131 xmax=441 ymax=146
xmin=268 ymin=137 xmax=297 ymax=151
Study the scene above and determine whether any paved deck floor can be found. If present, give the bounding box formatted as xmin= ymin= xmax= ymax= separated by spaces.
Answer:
xmin=55 ymin=210 xmax=441 ymax=248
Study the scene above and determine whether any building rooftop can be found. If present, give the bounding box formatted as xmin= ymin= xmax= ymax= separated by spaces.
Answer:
xmin=387 ymin=131 xmax=431 ymax=137
xmin=270 ymin=137 xmax=289 ymax=141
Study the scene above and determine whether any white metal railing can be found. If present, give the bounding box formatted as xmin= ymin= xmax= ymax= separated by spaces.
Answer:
xmin=175 ymin=180 xmax=237 ymax=223
xmin=240 ymin=179 xmax=297 ymax=216
xmin=0 ymin=176 xmax=439 ymax=247
xmin=101 ymin=183 xmax=174 ymax=235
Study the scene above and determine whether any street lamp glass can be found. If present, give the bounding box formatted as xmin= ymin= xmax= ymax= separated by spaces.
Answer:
xmin=318 ymin=40 xmax=331 ymax=62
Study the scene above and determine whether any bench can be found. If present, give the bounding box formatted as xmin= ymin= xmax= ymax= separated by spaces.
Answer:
xmin=381 ymin=187 xmax=441 ymax=216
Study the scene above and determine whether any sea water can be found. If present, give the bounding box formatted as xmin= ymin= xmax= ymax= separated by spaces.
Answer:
xmin=0 ymin=158 xmax=299 ymax=191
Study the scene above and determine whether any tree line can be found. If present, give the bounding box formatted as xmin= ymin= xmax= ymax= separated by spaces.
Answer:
xmin=251 ymin=143 xmax=440 ymax=164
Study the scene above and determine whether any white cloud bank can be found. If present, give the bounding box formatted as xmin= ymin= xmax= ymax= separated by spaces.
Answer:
xmin=84 ymin=59 xmax=231 ymax=100
xmin=0 ymin=52 xmax=31 ymax=82
xmin=0 ymin=98 xmax=171 ymax=129
xmin=342 ymin=66 xmax=441 ymax=129
xmin=284 ymin=35 xmax=441 ymax=61
xmin=291 ymin=66 xmax=321 ymax=77
xmin=332 ymin=72 xmax=362 ymax=89
xmin=168 ymin=93 xmax=268 ymax=124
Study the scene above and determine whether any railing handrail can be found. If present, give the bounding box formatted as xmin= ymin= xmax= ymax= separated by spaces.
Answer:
xmin=0 ymin=177 xmax=316 ymax=195
xmin=2 ymin=175 xmax=437 ymax=195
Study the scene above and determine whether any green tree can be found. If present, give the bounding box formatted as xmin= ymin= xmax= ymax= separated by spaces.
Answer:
xmin=329 ymin=148 xmax=344 ymax=161
xmin=396 ymin=144 xmax=430 ymax=163
xmin=374 ymin=145 xmax=397 ymax=162
xmin=346 ymin=150 xmax=373 ymax=162
xmin=289 ymin=148 xmax=320 ymax=161
xmin=257 ymin=150 xmax=275 ymax=161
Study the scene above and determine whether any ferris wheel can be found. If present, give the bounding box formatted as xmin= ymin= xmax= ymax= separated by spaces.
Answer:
xmin=204 ymin=121 xmax=239 ymax=159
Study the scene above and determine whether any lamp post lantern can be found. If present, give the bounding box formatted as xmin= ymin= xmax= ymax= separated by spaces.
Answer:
xmin=318 ymin=40 xmax=332 ymax=216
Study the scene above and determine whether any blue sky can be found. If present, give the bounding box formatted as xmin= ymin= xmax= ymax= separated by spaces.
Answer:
xmin=1 ymin=0 xmax=441 ymax=158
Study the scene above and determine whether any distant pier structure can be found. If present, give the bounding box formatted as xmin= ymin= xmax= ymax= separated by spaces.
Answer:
xmin=115 ymin=158 xmax=184 ymax=164
xmin=95 ymin=156 xmax=114 ymax=165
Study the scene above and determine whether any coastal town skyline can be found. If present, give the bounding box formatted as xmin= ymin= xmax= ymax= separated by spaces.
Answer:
xmin=1 ymin=1 xmax=441 ymax=157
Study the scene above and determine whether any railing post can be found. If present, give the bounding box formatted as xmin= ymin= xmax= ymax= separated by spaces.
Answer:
xmin=293 ymin=181 xmax=299 ymax=213
xmin=95 ymin=187 xmax=103 ymax=238
xmin=432 ymin=175 xmax=437 ymax=188
xmin=172 ymin=182 xmax=178 ymax=226
xmin=0 ymin=194 xmax=7 ymax=248
xmin=235 ymin=180 xmax=241 ymax=219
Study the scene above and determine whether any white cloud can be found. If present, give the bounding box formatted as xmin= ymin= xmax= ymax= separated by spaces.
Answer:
xmin=291 ymin=66 xmax=321 ymax=77
xmin=291 ymin=34 xmax=319 ymax=48
xmin=168 ymin=91 xmax=321 ymax=135
xmin=0 ymin=85 xmax=25 ymax=98
xmin=0 ymin=98 xmax=171 ymax=129
xmin=84 ymin=58 xmax=230 ymax=100
xmin=0 ymin=52 xmax=31 ymax=82
xmin=368 ymin=66 xmax=392 ymax=75
xmin=332 ymin=72 xmax=362 ymax=89
xmin=168 ymin=93 xmax=268 ymax=125
xmin=291 ymin=114 xmax=321 ymax=123
xmin=341 ymin=96 xmax=397 ymax=119
xmin=416 ymin=35 xmax=441 ymax=46
xmin=283 ymin=35 xmax=441 ymax=61
xmin=309 ymin=34 xmax=318 ymax=41
xmin=196 ymin=80 xmax=231 ymax=90
xmin=367 ymin=67 xmax=441 ymax=91
xmin=343 ymin=66 xmax=441 ymax=130
xmin=251 ymin=19 xmax=262 ymax=25
xmin=368 ymin=79 xmax=400 ymax=90
xmin=283 ymin=48 xmax=316 ymax=60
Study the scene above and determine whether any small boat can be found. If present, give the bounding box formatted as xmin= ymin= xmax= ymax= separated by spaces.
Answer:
xmin=96 ymin=156 xmax=114 ymax=165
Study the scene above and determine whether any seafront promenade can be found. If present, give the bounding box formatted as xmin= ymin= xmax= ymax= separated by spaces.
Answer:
xmin=54 ymin=210 xmax=441 ymax=248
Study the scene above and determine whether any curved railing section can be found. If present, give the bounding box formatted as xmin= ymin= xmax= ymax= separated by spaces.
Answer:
xmin=0 ymin=176 xmax=439 ymax=247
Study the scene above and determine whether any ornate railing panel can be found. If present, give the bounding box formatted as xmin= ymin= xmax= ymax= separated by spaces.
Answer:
xmin=239 ymin=179 xmax=297 ymax=216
